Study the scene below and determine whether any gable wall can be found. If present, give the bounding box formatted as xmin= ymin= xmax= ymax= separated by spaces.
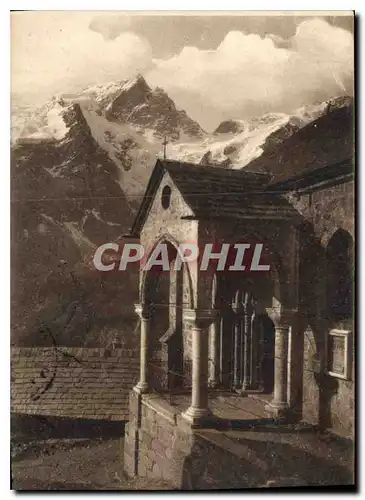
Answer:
xmin=140 ymin=171 xmax=196 ymax=250
xmin=139 ymin=172 xmax=198 ymax=388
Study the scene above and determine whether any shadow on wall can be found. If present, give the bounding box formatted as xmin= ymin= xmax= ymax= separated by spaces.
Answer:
xmin=298 ymin=222 xmax=353 ymax=431
xmin=180 ymin=431 xmax=353 ymax=490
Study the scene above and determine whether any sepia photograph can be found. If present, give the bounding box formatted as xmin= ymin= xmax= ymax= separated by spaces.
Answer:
xmin=10 ymin=10 xmax=355 ymax=491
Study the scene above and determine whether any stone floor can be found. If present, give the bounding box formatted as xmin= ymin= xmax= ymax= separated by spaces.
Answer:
xmin=170 ymin=391 xmax=274 ymax=427
xmin=167 ymin=391 xmax=354 ymax=488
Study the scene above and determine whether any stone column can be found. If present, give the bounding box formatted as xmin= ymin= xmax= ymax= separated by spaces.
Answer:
xmin=241 ymin=295 xmax=253 ymax=393
xmin=182 ymin=309 xmax=218 ymax=426
xmin=265 ymin=310 xmax=295 ymax=418
xmin=271 ymin=324 xmax=289 ymax=410
xmin=134 ymin=303 xmax=151 ymax=393
xmin=257 ymin=315 xmax=265 ymax=391
xmin=250 ymin=308 xmax=258 ymax=389
xmin=233 ymin=315 xmax=241 ymax=390
xmin=219 ymin=314 xmax=225 ymax=386
xmin=208 ymin=316 xmax=220 ymax=388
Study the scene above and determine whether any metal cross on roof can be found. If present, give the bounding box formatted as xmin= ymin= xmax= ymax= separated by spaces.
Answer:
xmin=162 ymin=136 xmax=168 ymax=160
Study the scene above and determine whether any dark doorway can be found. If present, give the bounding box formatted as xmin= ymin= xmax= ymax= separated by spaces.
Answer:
xmin=145 ymin=242 xmax=184 ymax=392
xmin=260 ymin=314 xmax=275 ymax=394
xmin=219 ymin=300 xmax=235 ymax=389
xmin=326 ymin=229 xmax=353 ymax=321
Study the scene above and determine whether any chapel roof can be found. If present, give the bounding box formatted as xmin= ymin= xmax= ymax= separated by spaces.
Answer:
xmin=129 ymin=101 xmax=354 ymax=237
xmin=129 ymin=159 xmax=300 ymax=236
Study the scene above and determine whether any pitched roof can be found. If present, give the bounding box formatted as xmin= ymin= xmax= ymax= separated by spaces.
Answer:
xmin=11 ymin=347 xmax=139 ymax=421
xmin=129 ymin=159 xmax=300 ymax=236
xmin=246 ymin=102 xmax=354 ymax=187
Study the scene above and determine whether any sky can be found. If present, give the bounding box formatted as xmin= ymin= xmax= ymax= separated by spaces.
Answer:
xmin=11 ymin=12 xmax=354 ymax=130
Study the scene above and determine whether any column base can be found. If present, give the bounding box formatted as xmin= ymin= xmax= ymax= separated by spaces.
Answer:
xmin=134 ymin=382 xmax=149 ymax=394
xmin=237 ymin=382 xmax=252 ymax=395
xmin=208 ymin=379 xmax=219 ymax=389
xmin=181 ymin=406 xmax=214 ymax=427
xmin=265 ymin=400 xmax=289 ymax=419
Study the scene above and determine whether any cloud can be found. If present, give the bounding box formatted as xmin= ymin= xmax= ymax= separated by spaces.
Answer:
xmin=89 ymin=13 xmax=132 ymax=40
xmin=11 ymin=14 xmax=353 ymax=131
xmin=147 ymin=19 xmax=354 ymax=130
xmin=11 ymin=12 xmax=152 ymax=100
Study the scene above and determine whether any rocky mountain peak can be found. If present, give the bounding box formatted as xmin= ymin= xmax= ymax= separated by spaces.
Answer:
xmin=214 ymin=120 xmax=247 ymax=135
xmin=80 ymin=75 xmax=205 ymax=141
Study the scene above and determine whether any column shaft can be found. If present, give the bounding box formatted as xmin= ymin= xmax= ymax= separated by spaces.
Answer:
xmin=233 ymin=320 xmax=241 ymax=389
xmin=241 ymin=312 xmax=251 ymax=392
xmin=266 ymin=324 xmax=289 ymax=415
xmin=134 ymin=304 xmax=150 ymax=393
xmin=182 ymin=325 xmax=212 ymax=425
xmin=181 ymin=308 xmax=218 ymax=426
xmin=191 ymin=327 xmax=209 ymax=409
xmin=208 ymin=318 xmax=220 ymax=388
xmin=273 ymin=326 xmax=289 ymax=405
xmin=139 ymin=318 xmax=149 ymax=390
xmin=219 ymin=315 xmax=224 ymax=386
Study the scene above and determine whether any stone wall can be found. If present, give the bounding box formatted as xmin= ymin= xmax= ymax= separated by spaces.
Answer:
xmin=294 ymin=181 xmax=354 ymax=244
xmin=292 ymin=179 xmax=355 ymax=437
xmin=124 ymin=390 xmax=194 ymax=487
xmin=123 ymin=390 xmax=272 ymax=489
xmin=302 ymin=324 xmax=355 ymax=437
xmin=123 ymin=389 xmax=354 ymax=489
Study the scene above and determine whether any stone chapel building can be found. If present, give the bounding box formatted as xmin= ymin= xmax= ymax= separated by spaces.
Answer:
xmin=124 ymin=103 xmax=354 ymax=485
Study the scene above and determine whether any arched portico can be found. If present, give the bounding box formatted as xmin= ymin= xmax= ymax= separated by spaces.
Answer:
xmin=135 ymin=230 xmax=300 ymax=424
xmin=130 ymin=159 xmax=303 ymax=426
xmin=135 ymin=234 xmax=194 ymax=394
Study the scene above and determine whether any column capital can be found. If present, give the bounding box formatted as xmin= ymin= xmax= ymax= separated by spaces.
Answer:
xmin=279 ymin=308 xmax=298 ymax=328
xmin=183 ymin=308 xmax=219 ymax=330
xmin=134 ymin=303 xmax=151 ymax=320
xmin=266 ymin=307 xmax=298 ymax=328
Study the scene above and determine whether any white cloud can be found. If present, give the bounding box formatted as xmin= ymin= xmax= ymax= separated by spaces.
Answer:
xmin=89 ymin=13 xmax=132 ymax=40
xmin=147 ymin=19 xmax=354 ymax=130
xmin=11 ymin=15 xmax=353 ymax=130
xmin=11 ymin=12 xmax=152 ymax=101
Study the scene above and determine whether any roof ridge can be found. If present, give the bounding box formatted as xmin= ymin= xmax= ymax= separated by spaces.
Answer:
xmin=160 ymin=159 xmax=269 ymax=178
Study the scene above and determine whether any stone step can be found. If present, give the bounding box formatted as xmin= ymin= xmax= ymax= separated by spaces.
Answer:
xmin=196 ymin=428 xmax=269 ymax=472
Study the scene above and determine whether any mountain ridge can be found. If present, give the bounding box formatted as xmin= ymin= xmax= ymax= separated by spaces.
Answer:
xmin=11 ymin=75 xmax=353 ymax=345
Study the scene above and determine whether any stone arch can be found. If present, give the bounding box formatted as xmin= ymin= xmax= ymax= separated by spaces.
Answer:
xmin=209 ymin=241 xmax=285 ymax=316
xmin=234 ymin=230 xmax=287 ymax=310
xmin=139 ymin=233 xmax=194 ymax=309
xmin=325 ymin=228 xmax=353 ymax=321
xmin=208 ymin=242 xmax=284 ymax=392
xmin=321 ymin=223 xmax=354 ymax=249
xmin=139 ymin=233 xmax=195 ymax=391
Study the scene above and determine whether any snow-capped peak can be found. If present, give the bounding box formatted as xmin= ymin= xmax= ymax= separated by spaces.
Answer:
xmin=14 ymin=99 xmax=71 ymax=143
xmin=170 ymin=96 xmax=353 ymax=169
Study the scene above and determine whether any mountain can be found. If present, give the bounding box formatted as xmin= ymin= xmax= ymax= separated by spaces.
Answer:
xmin=11 ymin=101 xmax=136 ymax=346
xmin=169 ymin=96 xmax=353 ymax=169
xmin=11 ymin=74 xmax=353 ymax=346
xmin=80 ymin=74 xmax=205 ymax=141
xmin=12 ymin=76 xmax=207 ymax=345
xmin=13 ymin=75 xmax=205 ymax=197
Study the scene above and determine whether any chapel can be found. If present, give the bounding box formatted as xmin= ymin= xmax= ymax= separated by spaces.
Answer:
xmin=124 ymin=102 xmax=354 ymax=486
